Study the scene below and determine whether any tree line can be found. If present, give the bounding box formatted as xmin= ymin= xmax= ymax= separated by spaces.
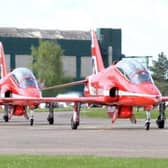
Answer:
xmin=31 ymin=40 xmax=72 ymax=96
xmin=150 ymin=52 xmax=168 ymax=96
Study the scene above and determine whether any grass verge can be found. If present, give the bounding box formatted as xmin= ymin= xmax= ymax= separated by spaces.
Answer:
xmin=0 ymin=155 xmax=168 ymax=168
xmin=0 ymin=106 xmax=164 ymax=119
xmin=80 ymin=107 xmax=163 ymax=119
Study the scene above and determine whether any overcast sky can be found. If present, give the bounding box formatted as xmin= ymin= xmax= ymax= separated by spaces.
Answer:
xmin=0 ymin=0 xmax=168 ymax=59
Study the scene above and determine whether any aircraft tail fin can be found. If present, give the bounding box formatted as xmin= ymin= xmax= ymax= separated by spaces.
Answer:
xmin=91 ymin=30 xmax=105 ymax=74
xmin=0 ymin=42 xmax=8 ymax=78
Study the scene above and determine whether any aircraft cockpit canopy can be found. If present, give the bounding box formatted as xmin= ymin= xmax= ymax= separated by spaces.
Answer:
xmin=11 ymin=68 xmax=39 ymax=88
xmin=116 ymin=60 xmax=153 ymax=84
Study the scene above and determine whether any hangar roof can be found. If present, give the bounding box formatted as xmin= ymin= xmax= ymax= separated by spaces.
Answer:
xmin=0 ymin=27 xmax=90 ymax=40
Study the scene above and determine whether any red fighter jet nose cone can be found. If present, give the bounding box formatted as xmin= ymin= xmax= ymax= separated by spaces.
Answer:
xmin=144 ymin=83 xmax=161 ymax=95
xmin=24 ymin=88 xmax=41 ymax=97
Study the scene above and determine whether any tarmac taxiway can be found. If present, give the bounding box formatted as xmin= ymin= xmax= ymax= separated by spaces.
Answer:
xmin=0 ymin=111 xmax=168 ymax=157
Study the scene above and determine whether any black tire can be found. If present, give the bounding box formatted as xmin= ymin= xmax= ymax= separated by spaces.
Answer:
xmin=30 ymin=119 xmax=34 ymax=126
xmin=4 ymin=105 xmax=9 ymax=122
xmin=71 ymin=117 xmax=78 ymax=130
xmin=145 ymin=122 xmax=150 ymax=130
xmin=48 ymin=117 xmax=54 ymax=125
xmin=3 ymin=115 xmax=9 ymax=122
xmin=156 ymin=119 xmax=165 ymax=129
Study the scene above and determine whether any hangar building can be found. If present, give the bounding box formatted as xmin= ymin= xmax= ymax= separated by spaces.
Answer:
xmin=0 ymin=28 xmax=123 ymax=80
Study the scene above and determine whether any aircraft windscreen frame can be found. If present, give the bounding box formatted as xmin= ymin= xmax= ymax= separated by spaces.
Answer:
xmin=11 ymin=68 xmax=39 ymax=88
xmin=116 ymin=60 xmax=153 ymax=84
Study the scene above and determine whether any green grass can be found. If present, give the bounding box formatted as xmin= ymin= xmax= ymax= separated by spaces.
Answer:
xmin=81 ymin=107 xmax=108 ymax=118
xmin=34 ymin=107 xmax=73 ymax=112
xmin=80 ymin=107 xmax=165 ymax=119
xmin=0 ymin=106 xmax=164 ymax=119
xmin=0 ymin=155 xmax=168 ymax=168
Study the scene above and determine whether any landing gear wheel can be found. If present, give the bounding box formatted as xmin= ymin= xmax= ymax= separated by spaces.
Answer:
xmin=145 ymin=122 xmax=150 ymax=130
xmin=3 ymin=115 xmax=9 ymax=122
xmin=156 ymin=117 xmax=165 ymax=129
xmin=156 ymin=102 xmax=166 ymax=129
xmin=47 ymin=117 xmax=54 ymax=125
xmin=71 ymin=117 xmax=79 ymax=130
xmin=30 ymin=119 xmax=34 ymax=126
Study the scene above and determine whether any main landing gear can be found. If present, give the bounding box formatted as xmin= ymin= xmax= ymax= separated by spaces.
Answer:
xmin=29 ymin=110 xmax=34 ymax=126
xmin=46 ymin=102 xmax=80 ymax=128
xmin=24 ymin=108 xmax=35 ymax=126
xmin=3 ymin=105 xmax=35 ymax=126
xmin=3 ymin=105 xmax=13 ymax=123
xmin=71 ymin=103 xmax=81 ymax=129
xmin=144 ymin=102 xmax=166 ymax=130
xmin=47 ymin=103 xmax=54 ymax=125
xmin=156 ymin=102 xmax=166 ymax=129
xmin=145 ymin=111 xmax=151 ymax=130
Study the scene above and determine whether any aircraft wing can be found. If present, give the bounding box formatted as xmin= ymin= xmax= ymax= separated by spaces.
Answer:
xmin=161 ymin=96 xmax=168 ymax=102
xmin=0 ymin=96 xmax=116 ymax=106
xmin=42 ymin=79 xmax=88 ymax=91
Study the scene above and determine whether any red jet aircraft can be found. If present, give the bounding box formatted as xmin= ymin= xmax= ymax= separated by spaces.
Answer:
xmin=43 ymin=30 xmax=165 ymax=130
xmin=0 ymin=31 xmax=165 ymax=130
xmin=0 ymin=42 xmax=80 ymax=125
xmin=0 ymin=42 xmax=49 ymax=125
xmin=0 ymin=41 xmax=111 ymax=126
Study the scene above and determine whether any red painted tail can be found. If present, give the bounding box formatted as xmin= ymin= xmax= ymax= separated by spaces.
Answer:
xmin=91 ymin=30 xmax=104 ymax=74
xmin=0 ymin=42 xmax=8 ymax=78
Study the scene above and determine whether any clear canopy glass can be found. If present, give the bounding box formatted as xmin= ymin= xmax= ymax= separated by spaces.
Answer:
xmin=116 ymin=60 xmax=153 ymax=84
xmin=11 ymin=68 xmax=38 ymax=88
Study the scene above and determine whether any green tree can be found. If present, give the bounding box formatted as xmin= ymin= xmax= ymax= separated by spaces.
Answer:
xmin=151 ymin=52 xmax=168 ymax=95
xmin=31 ymin=40 xmax=71 ymax=96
